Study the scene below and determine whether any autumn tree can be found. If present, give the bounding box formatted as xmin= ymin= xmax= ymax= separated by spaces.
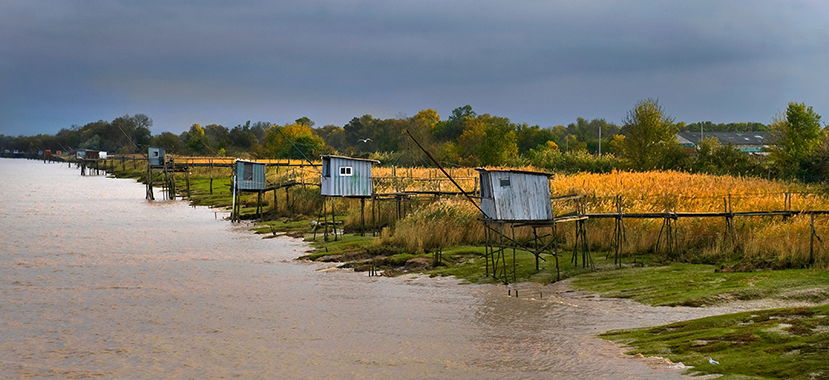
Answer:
xmin=621 ymin=99 xmax=678 ymax=169
xmin=769 ymin=102 xmax=823 ymax=178
xmin=183 ymin=124 xmax=208 ymax=154
xmin=399 ymin=109 xmax=440 ymax=165
xmin=262 ymin=123 xmax=325 ymax=159
xmin=457 ymin=114 xmax=518 ymax=166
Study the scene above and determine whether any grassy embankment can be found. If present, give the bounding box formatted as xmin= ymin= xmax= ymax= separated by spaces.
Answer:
xmin=601 ymin=305 xmax=829 ymax=379
xmin=570 ymin=263 xmax=829 ymax=378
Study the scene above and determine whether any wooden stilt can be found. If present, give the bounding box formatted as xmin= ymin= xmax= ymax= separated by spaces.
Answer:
xmin=360 ymin=197 xmax=366 ymax=236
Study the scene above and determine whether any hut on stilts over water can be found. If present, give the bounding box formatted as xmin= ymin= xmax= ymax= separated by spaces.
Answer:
xmin=476 ymin=168 xmax=590 ymax=283
xmin=316 ymin=155 xmax=379 ymax=241
xmin=230 ymin=159 xmax=268 ymax=222
xmin=144 ymin=147 xmax=187 ymax=201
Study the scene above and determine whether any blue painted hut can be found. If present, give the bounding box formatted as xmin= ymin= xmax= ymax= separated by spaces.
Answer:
xmin=235 ymin=160 xmax=266 ymax=191
xmin=148 ymin=147 xmax=166 ymax=166
xmin=320 ymin=155 xmax=379 ymax=197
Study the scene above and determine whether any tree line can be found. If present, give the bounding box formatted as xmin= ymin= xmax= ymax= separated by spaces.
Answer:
xmin=2 ymin=100 xmax=827 ymax=182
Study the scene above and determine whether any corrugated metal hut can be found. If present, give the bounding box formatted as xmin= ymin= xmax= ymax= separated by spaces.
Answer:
xmin=476 ymin=168 xmax=553 ymax=221
xmin=235 ymin=160 xmax=266 ymax=190
xmin=320 ymin=155 xmax=379 ymax=197
xmin=148 ymin=147 xmax=166 ymax=166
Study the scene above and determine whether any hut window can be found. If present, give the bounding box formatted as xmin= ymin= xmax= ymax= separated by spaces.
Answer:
xmin=243 ymin=163 xmax=253 ymax=181
xmin=323 ymin=161 xmax=330 ymax=177
xmin=499 ymin=178 xmax=511 ymax=187
xmin=152 ymin=151 xmax=158 ymax=157
xmin=340 ymin=166 xmax=353 ymax=176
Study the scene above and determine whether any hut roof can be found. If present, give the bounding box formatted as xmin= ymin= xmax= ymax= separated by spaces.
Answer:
xmin=475 ymin=167 xmax=553 ymax=177
xmin=321 ymin=155 xmax=380 ymax=164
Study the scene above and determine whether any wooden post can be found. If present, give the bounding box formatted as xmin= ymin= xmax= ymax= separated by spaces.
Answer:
xmin=331 ymin=198 xmax=337 ymax=241
xmin=185 ymin=169 xmax=191 ymax=198
xmin=285 ymin=187 xmax=290 ymax=215
xmin=272 ymin=187 xmax=278 ymax=215
xmin=360 ymin=197 xmax=366 ymax=236
xmin=146 ymin=163 xmax=154 ymax=200
xmin=257 ymin=190 xmax=263 ymax=220
xmin=371 ymin=195 xmax=377 ymax=237
xmin=209 ymin=160 xmax=214 ymax=194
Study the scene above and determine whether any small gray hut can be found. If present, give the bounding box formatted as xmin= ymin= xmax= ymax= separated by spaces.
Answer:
xmin=148 ymin=147 xmax=166 ymax=167
xmin=476 ymin=168 xmax=553 ymax=221
xmin=235 ymin=160 xmax=266 ymax=191
xmin=320 ymin=155 xmax=379 ymax=197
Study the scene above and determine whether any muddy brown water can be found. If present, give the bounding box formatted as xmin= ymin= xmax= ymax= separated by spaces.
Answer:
xmin=1 ymin=159 xmax=749 ymax=379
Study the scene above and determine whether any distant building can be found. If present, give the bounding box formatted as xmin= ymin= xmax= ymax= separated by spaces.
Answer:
xmin=476 ymin=168 xmax=553 ymax=221
xmin=320 ymin=155 xmax=378 ymax=197
xmin=676 ymin=131 xmax=773 ymax=154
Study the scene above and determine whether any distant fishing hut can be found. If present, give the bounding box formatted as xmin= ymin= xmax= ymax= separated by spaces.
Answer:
xmin=317 ymin=155 xmax=379 ymax=239
xmin=231 ymin=160 xmax=268 ymax=221
xmin=145 ymin=146 xmax=188 ymax=201
xmin=77 ymin=149 xmax=102 ymax=176
xmin=148 ymin=147 xmax=165 ymax=167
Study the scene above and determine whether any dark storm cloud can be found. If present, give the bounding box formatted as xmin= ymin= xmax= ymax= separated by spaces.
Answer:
xmin=1 ymin=0 xmax=827 ymax=135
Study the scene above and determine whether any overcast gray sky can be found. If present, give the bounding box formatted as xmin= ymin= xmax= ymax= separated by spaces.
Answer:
xmin=1 ymin=0 xmax=827 ymax=135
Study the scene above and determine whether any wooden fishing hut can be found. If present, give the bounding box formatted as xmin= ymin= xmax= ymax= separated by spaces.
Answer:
xmin=316 ymin=155 xmax=379 ymax=240
xmin=230 ymin=159 xmax=268 ymax=221
xmin=148 ymin=147 xmax=165 ymax=167
xmin=476 ymin=168 xmax=586 ymax=283
xmin=76 ymin=149 xmax=103 ymax=176
xmin=145 ymin=147 xmax=188 ymax=201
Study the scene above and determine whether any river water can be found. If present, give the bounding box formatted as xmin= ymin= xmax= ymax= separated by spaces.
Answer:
xmin=1 ymin=159 xmax=739 ymax=379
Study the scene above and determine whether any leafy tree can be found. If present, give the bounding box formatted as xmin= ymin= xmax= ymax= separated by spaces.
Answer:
xmin=184 ymin=124 xmax=208 ymax=154
xmin=457 ymin=114 xmax=518 ymax=166
xmin=398 ymin=109 xmax=441 ymax=165
xmin=434 ymin=105 xmax=475 ymax=141
xmin=692 ymin=137 xmax=756 ymax=175
xmin=621 ymin=99 xmax=679 ymax=169
xmin=262 ymin=123 xmax=325 ymax=159
xmin=203 ymin=124 xmax=230 ymax=151
xmin=151 ymin=132 xmax=184 ymax=153
xmin=295 ymin=117 xmax=314 ymax=127
xmin=314 ymin=125 xmax=347 ymax=152
xmin=769 ymin=102 xmax=823 ymax=178
xmin=515 ymin=124 xmax=557 ymax=154
xmin=801 ymin=130 xmax=829 ymax=182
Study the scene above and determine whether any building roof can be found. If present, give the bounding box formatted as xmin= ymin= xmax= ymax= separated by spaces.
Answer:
xmin=321 ymin=155 xmax=380 ymax=164
xmin=235 ymin=159 xmax=265 ymax=165
xmin=475 ymin=167 xmax=553 ymax=177
xmin=676 ymin=131 xmax=772 ymax=146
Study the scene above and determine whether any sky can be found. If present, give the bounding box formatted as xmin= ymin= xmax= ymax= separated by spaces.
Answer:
xmin=1 ymin=0 xmax=828 ymax=136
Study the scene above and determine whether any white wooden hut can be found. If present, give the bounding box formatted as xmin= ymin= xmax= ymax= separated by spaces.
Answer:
xmin=476 ymin=168 xmax=553 ymax=221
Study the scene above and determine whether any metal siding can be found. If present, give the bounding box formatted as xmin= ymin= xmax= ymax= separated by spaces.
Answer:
xmin=487 ymin=172 xmax=551 ymax=221
xmin=148 ymin=147 xmax=165 ymax=166
xmin=235 ymin=161 xmax=266 ymax=190
xmin=321 ymin=157 xmax=373 ymax=197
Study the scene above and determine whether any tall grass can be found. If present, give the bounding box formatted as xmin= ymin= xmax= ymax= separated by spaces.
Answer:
xmin=115 ymin=156 xmax=829 ymax=268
